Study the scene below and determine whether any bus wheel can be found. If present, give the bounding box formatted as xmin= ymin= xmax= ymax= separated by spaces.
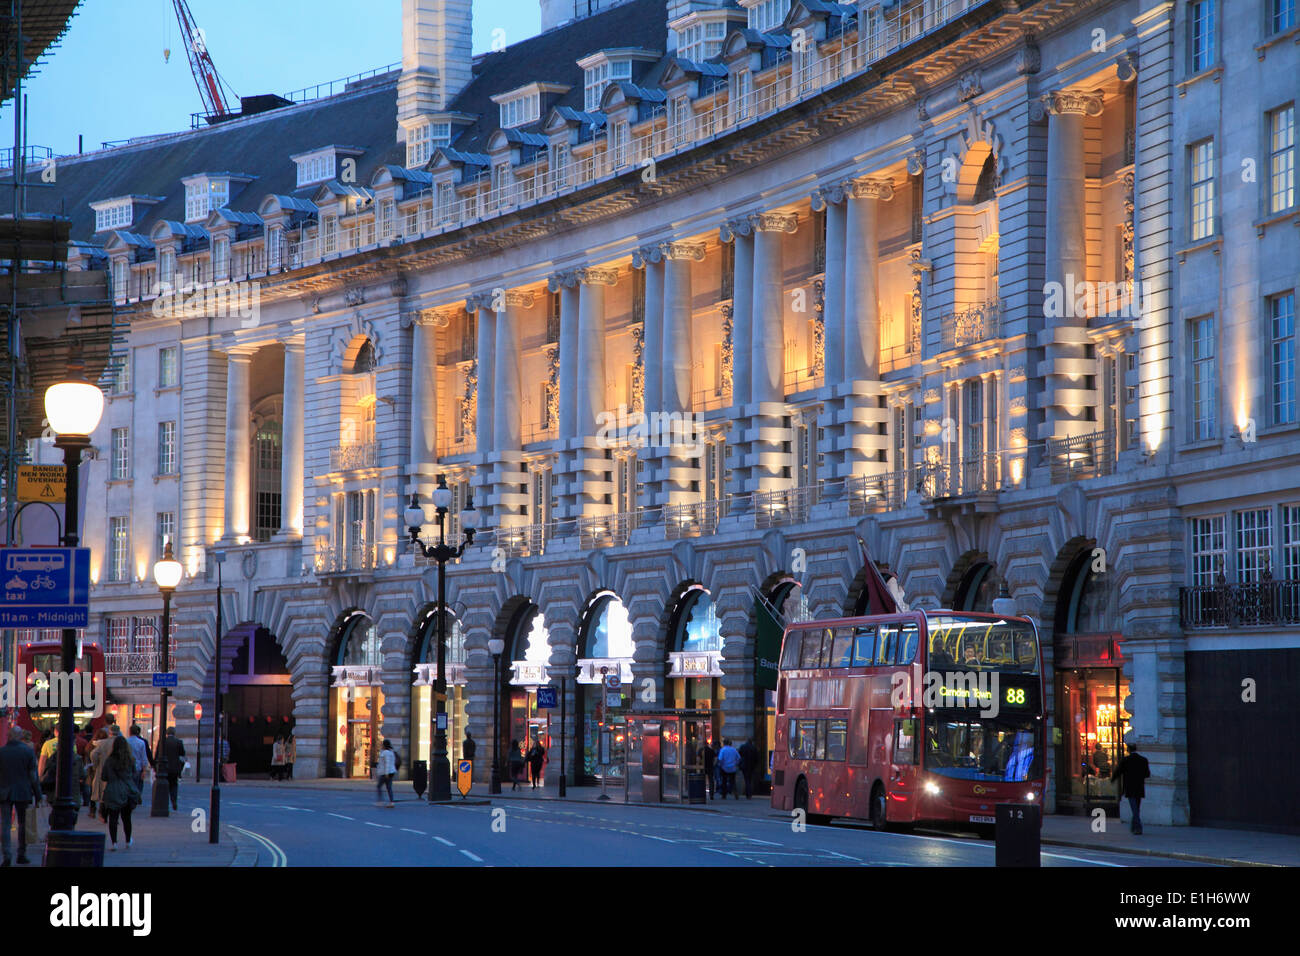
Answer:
xmin=870 ymin=783 xmax=891 ymax=831
xmin=794 ymin=778 xmax=829 ymax=826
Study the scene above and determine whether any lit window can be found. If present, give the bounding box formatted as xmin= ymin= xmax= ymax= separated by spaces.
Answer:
xmin=184 ymin=177 xmax=230 ymax=222
xmin=157 ymin=421 xmax=177 ymax=475
xmin=1271 ymin=0 xmax=1295 ymax=34
xmin=1283 ymin=505 xmax=1300 ymax=579
xmin=499 ymin=93 xmax=540 ymax=129
xmin=159 ymin=346 xmax=179 ymax=388
xmin=1189 ymin=315 xmax=1217 ymax=441
xmin=94 ymin=201 xmax=133 ymax=232
xmin=109 ymin=517 xmax=130 ymax=582
xmin=1189 ymin=0 xmax=1215 ymax=73
xmin=112 ymin=427 xmax=131 ymax=479
xmin=1272 ymin=292 xmax=1296 ymax=425
xmin=1235 ymin=509 xmax=1273 ymax=582
xmin=1269 ymin=105 xmax=1295 ymax=213
xmin=156 ymin=512 xmax=176 ymax=561
xmin=1190 ymin=139 xmax=1215 ymax=241
xmin=1191 ymin=515 xmax=1226 ymax=585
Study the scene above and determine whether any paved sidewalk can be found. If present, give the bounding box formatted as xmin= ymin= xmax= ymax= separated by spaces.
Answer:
xmin=10 ymin=800 xmax=255 ymax=867
xmin=240 ymin=776 xmax=1300 ymax=866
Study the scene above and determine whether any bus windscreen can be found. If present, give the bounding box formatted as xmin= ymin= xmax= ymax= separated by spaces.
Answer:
xmin=925 ymin=616 xmax=1039 ymax=674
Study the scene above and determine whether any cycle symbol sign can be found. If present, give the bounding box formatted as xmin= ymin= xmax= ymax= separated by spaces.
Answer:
xmin=0 ymin=547 xmax=91 ymax=628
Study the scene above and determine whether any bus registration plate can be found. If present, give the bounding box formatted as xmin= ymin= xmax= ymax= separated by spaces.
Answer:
xmin=969 ymin=815 xmax=996 ymax=824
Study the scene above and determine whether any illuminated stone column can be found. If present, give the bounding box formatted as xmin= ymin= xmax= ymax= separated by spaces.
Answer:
xmin=279 ymin=340 xmax=305 ymax=536
xmin=471 ymin=296 xmax=495 ymax=456
xmin=493 ymin=291 xmax=527 ymax=453
xmin=811 ymin=185 xmax=847 ymax=384
xmin=843 ymin=178 xmax=893 ymax=383
xmin=223 ymin=351 xmax=251 ymax=540
xmin=661 ymin=241 xmax=704 ymax=415
xmin=721 ymin=218 xmax=754 ymax=407
xmin=749 ymin=213 xmax=797 ymax=405
xmin=548 ymin=272 xmax=581 ymax=441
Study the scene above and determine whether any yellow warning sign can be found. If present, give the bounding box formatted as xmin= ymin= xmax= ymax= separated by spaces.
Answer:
xmin=17 ymin=464 xmax=65 ymax=503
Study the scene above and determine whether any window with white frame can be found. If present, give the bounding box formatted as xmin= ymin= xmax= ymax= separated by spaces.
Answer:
xmin=406 ymin=122 xmax=451 ymax=168
xmin=703 ymin=438 xmax=726 ymax=502
xmin=184 ymin=177 xmax=229 ymax=222
xmin=1235 ymin=509 xmax=1273 ymax=582
xmin=159 ymin=249 xmax=175 ymax=285
xmin=551 ymin=142 xmax=569 ymax=185
xmin=94 ymin=200 xmax=133 ymax=232
xmin=610 ymin=120 xmax=630 ymax=166
xmin=157 ymin=421 xmax=177 ymax=475
xmin=212 ymin=238 xmax=229 ymax=278
xmin=110 ymin=350 xmax=131 ymax=394
xmin=1269 ymin=104 xmax=1295 ymax=213
xmin=1190 ymin=315 xmax=1217 ymax=440
xmin=499 ymin=92 xmax=540 ymax=129
xmin=267 ymin=224 xmax=282 ymax=269
xmin=1283 ymin=505 xmax=1300 ymax=579
xmin=733 ymin=69 xmax=753 ymax=119
xmin=111 ymin=427 xmax=130 ymax=479
xmin=295 ymin=151 xmax=336 ymax=187
xmin=323 ymin=215 xmax=338 ymax=254
xmin=1272 ymin=291 xmax=1296 ymax=425
xmin=747 ymin=0 xmax=791 ymax=32
xmin=1191 ymin=514 xmax=1226 ymax=585
xmin=1273 ymin=0 xmax=1296 ymax=33
xmin=109 ymin=516 xmax=129 ymax=582
xmin=584 ymin=59 xmax=632 ymax=112
xmin=111 ymin=259 xmax=128 ymax=298
xmin=158 ymin=346 xmax=178 ymax=388
xmin=676 ymin=20 xmax=727 ymax=61
xmin=1189 ymin=0 xmax=1215 ymax=72
xmin=670 ymin=96 xmax=693 ymax=141
xmin=436 ymin=181 xmax=453 ymax=221
xmin=1190 ymin=139 xmax=1215 ymax=240
xmin=156 ymin=512 xmax=175 ymax=560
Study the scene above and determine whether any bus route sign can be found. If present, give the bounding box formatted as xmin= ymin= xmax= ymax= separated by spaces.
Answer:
xmin=0 ymin=547 xmax=91 ymax=628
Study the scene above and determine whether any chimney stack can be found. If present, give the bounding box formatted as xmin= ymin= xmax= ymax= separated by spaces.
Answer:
xmin=398 ymin=0 xmax=472 ymax=144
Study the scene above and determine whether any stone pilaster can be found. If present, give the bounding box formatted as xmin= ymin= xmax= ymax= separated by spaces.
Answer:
xmin=486 ymin=290 xmax=532 ymax=527
xmin=223 ymin=351 xmax=252 ymax=540
xmin=279 ymin=340 xmax=305 ymax=537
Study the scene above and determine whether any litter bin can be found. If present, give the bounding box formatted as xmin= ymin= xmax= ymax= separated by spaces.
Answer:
xmin=995 ymin=803 xmax=1041 ymax=867
xmin=687 ymin=772 xmax=707 ymax=805
xmin=411 ymin=760 xmax=428 ymax=798
xmin=44 ymin=830 xmax=107 ymax=868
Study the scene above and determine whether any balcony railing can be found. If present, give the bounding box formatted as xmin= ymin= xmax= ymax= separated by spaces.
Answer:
xmin=497 ymin=523 xmax=548 ymax=558
xmin=522 ymin=421 xmax=558 ymax=445
xmin=692 ymin=386 xmax=733 ymax=414
xmin=783 ymin=365 xmax=824 ymax=396
xmin=1048 ymin=429 xmax=1117 ymax=484
xmin=436 ymin=434 xmax=475 ymax=458
xmin=847 ymin=467 xmax=916 ymax=515
xmin=578 ymin=511 xmax=639 ymax=549
xmin=105 ymin=652 xmax=161 ymax=675
xmin=754 ymin=484 xmax=820 ymax=528
xmin=938 ymin=299 xmax=1004 ymax=351
xmin=918 ymin=452 xmax=1006 ymax=499
xmin=664 ymin=497 xmax=729 ymax=539
xmin=1180 ymin=579 xmax=1300 ymax=628
xmin=330 ymin=442 xmax=379 ymax=471
xmin=315 ymin=538 xmax=378 ymax=574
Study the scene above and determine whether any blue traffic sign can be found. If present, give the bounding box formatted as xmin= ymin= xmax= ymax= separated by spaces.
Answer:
xmin=152 ymin=673 xmax=179 ymax=688
xmin=537 ymin=686 xmax=558 ymax=709
xmin=0 ymin=547 xmax=91 ymax=628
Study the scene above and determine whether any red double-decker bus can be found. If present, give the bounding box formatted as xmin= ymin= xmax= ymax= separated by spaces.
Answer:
xmin=1 ymin=638 xmax=108 ymax=746
xmin=770 ymin=610 xmax=1045 ymax=834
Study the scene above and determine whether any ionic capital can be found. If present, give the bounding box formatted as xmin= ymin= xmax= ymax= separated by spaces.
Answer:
xmin=660 ymin=241 xmax=706 ymax=262
xmin=810 ymin=182 xmax=847 ymax=212
xmin=1040 ymin=89 xmax=1104 ymax=117
xmin=749 ymin=212 xmax=799 ymax=234
xmin=502 ymin=290 xmax=536 ymax=308
xmin=844 ymin=178 xmax=895 ymax=201
xmin=719 ymin=217 xmax=753 ymax=242
xmin=547 ymin=270 xmax=579 ymax=292
xmin=576 ymin=267 xmax=619 ymax=286
xmin=630 ymin=245 xmax=663 ymax=268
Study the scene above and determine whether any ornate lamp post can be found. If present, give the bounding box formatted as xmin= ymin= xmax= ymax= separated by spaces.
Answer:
xmin=404 ymin=476 xmax=482 ymax=803
xmin=150 ymin=541 xmax=182 ymax=817
xmin=488 ymin=637 xmax=504 ymax=794
xmin=42 ymin=366 xmax=104 ymax=863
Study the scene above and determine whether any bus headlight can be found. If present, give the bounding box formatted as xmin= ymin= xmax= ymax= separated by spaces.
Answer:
xmin=1025 ymin=792 xmax=1036 ymax=801
xmin=924 ymin=781 xmax=941 ymax=795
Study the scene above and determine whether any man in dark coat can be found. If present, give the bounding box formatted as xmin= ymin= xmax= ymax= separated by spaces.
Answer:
xmin=700 ymin=740 xmax=716 ymax=799
xmin=1111 ymin=743 xmax=1151 ymax=834
xmin=0 ymin=731 xmax=40 ymax=865
xmin=463 ymin=732 xmax=477 ymax=762
xmin=738 ymin=738 xmax=760 ymax=799
xmin=159 ymin=728 xmax=187 ymax=811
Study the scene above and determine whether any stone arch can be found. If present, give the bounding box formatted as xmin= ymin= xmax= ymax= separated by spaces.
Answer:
xmin=949 ymin=110 xmax=1007 ymax=203
xmin=841 ymin=561 xmax=901 ymax=617
xmin=1041 ymin=535 xmax=1097 ymax=635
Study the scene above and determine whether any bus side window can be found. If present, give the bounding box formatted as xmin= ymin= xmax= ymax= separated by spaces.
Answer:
xmin=894 ymin=718 xmax=917 ymax=764
xmin=800 ymin=631 xmax=823 ymax=669
xmin=830 ymin=631 xmax=853 ymax=668
xmin=827 ymin=719 xmax=848 ymax=761
xmin=852 ymin=626 xmax=876 ymax=666
xmin=780 ymin=631 xmax=803 ymax=669
xmin=896 ymin=625 xmax=919 ymax=665
xmin=788 ymin=718 xmax=801 ymax=758
xmin=796 ymin=719 xmax=817 ymax=759
xmin=877 ymin=625 xmax=897 ymax=664
xmin=814 ymin=719 xmax=827 ymax=761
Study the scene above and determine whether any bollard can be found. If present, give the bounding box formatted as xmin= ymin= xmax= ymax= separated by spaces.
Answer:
xmin=995 ymin=802 xmax=1041 ymax=867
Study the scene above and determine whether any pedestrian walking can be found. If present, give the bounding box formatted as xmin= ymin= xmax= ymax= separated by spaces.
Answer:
xmin=159 ymin=728 xmax=186 ymax=811
xmin=462 ymin=732 xmax=477 ymax=763
xmin=738 ymin=738 xmax=759 ymax=799
xmin=527 ymin=738 xmax=546 ymax=789
xmin=75 ymin=726 xmax=92 ymax=807
xmin=285 ymin=732 xmax=296 ymax=780
xmin=87 ymin=728 xmax=112 ymax=818
xmin=102 ymin=735 xmax=142 ymax=851
xmin=270 ymin=734 xmax=286 ymax=781
xmin=374 ymin=739 xmax=397 ymax=807
xmin=700 ymin=740 xmax=716 ymax=799
xmin=1111 ymin=743 xmax=1152 ymax=835
xmin=508 ymin=739 xmax=525 ymax=791
xmin=716 ymin=738 xmax=741 ymax=799
xmin=126 ymin=724 xmax=153 ymax=794
xmin=37 ymin=731 xmax=59 ymax=804
xmin=0 ymin=727 xmax=40 ymax=865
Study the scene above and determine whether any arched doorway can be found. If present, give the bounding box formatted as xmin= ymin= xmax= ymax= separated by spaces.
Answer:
xmin=502 ymin=602 xmax=552 ymax=786
xmin=576 ymin=592 xmax=634 ymax=786
xmin=1053 ymin=547 xmax=1128 ymax=814
xmin=222 ymin=625 xmax=292 ymax=776
xmin=412 ymin=606 xmax=468 ymax=777
xmin=666 ymin=585 xmax=724 ymax=710
xmin=953 ymin=561 xmax=1000 ymax=612
xmin=328 ymin=611 xmax=383 ymax=778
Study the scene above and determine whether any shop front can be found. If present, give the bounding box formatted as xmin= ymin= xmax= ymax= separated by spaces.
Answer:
xmin=413 ymin=610 xmax=468 ymax=777
xmin=328 ymin=613 xmax=383 ymax=778
xmin=504 ymin=603 xmax=553 ymax=785
xmin=665 ymin=585 xmax=724 ymax=744
xmin=576 ymin=592 xmax=634 ymax=787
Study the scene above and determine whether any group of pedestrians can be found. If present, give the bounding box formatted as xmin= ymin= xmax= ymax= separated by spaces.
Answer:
xmin=698 ymin=737 xmax=760 ymax=800
xmin=507 ymin=738 xmax=546 ymax=790
xmin=270 ymin=733 xmax=296 ymax=781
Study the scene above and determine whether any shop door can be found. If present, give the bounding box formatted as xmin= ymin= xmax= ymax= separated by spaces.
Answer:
xmin=659 ymin=718 xmax=681 ymax=802
xmin=226 ymin=685 xmax=293 ymax=774
xmin=1056 ymin=669 xmax=1125 ymax=812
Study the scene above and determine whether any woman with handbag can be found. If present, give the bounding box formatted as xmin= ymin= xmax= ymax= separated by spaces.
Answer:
xmin=101 ymin=735 xmax=142 ymax=851
xmin=508 ymin=739 xmax=525 ymax=792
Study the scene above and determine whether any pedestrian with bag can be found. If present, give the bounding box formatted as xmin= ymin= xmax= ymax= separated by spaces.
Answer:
xmin=374 ymin=739 xmax=397 ymax=807
xmin=1111 ymin=743 xmax=1152 ymax=835
xmin=508 ymin=739 xmax=525 ymax=791
xmin=716 ymin=738 xmax=741 ymax=799
xmin=102 ymin=734 xmax=142 ymax=851
xmin=738 ymin=738 xmax=759 ymax=799
xmin=127 ymin=724 xmax=153 ymax=794
xmin=0 ymin=727 xmax=40 ymax=865
xmin=526 ymin=738 xmax=546 ymax=789
xmin=159 ymin=727 xmax=186 ymax=811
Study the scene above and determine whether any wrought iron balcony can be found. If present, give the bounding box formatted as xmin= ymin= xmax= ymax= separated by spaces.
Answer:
xmin=938 ymin=299 xmax=1003 ymax=351
xmin=315 ymin=538 xmax=378 ymax=574
xmin=754 ymin=484 xmax=820 ymax=528
xmin=330 ymin=441 xmax=379 ymax=471
xmin=918 ymin=452 xmax=1006 ymax=500
xmin=847 ymin=467 xmax=916 ymax=515
xmin=105 ymin=652 xmax=161 ymax=676
xmin=1180 ymin=579 xmax=1300 ymax=628
xmin=578 ymin=511 xmax=639 ymax=549
xmin=1048 ymin=429 xmax=1117 ymax=483
xmin=664 ymin=498 xmax=729 ymax=539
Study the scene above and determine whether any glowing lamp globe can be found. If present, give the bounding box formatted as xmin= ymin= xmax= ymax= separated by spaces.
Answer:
xmin=153 ymin=541 xmax=183 ymax=591
xmin=44 ymin=379 xmax=105 ymax=437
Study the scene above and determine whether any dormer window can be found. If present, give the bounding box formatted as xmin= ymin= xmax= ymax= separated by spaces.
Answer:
xmin=295 ymin=150 xmax=336 ymax=187
xmin=407 ymin=122 xmax=452 ymax=168
xmin=743 ymin=0 xmax=791 ymax=32
xmin=92 ymin=199 xmax=134 ymax=232
xmin=675 ymin=20 xmax=727 ymax=61
xmin=583 ymin=59 xmax=632 ymax=112
xmin=498 ymin=92 xmax=540 ymax=129
xmin=183 ymin=176 xmax=230 ymax=222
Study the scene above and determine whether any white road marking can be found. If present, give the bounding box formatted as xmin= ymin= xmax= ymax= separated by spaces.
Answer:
xmin=365 ymin=822 xmax=391 ymax=829
xmin=401 ymin=828 xmax=426 ymax=835
xmin=434 ymin=836 xmax=455 ymax=846
xmin=328 ymin=813 xmax=354 ymax=821
xmin=460 ymin=849 xmax=484 ymax=862
xmin=640 ymin=834 xmax=677 ymax=843
xmin=1040 ymin=851 xmax=1125 ymax=867
xmin=229 ymin=826 xmax=287 ymax=867
xmin=746 ymin=838 xmax=783 ymax=846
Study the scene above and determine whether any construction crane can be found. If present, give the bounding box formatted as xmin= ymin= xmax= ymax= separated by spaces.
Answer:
xmin=171 ymin=0 xmax=236 ymax=120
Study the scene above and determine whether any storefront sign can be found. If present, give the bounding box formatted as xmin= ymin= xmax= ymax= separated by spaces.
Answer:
xmin=667 ymin=651 xmax=724 ymax=678
xmin=513 ymin=662 xmax=547 ymax=686
xmin=537 ymin=686 xmax=558 ymax=708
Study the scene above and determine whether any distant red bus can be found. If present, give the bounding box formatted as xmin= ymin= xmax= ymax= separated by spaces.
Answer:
xmin=770 ymin=610 xmax=1045 ymax=834
xmin=3 ymin=638 xmax=108 ymax=747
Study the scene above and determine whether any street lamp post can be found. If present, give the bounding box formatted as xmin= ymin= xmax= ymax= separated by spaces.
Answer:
xmin=404 ymin=476 xmax=482 ymax=804
xmin=42 ymin=366 xmax=105 ymax=864
xmin=488 ymin=638 xmax=504 ymax=794
xmin=150 ymin=541 xmax=182 ymax=817
xmin=209 ymin=550 xmax=225 ymax=843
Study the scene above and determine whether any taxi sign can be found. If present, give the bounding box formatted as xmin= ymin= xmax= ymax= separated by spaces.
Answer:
xmin=457 ymin=759 xmax=473 ymax=797
xmin=16 ymin=464 xmax=65 ymax=504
